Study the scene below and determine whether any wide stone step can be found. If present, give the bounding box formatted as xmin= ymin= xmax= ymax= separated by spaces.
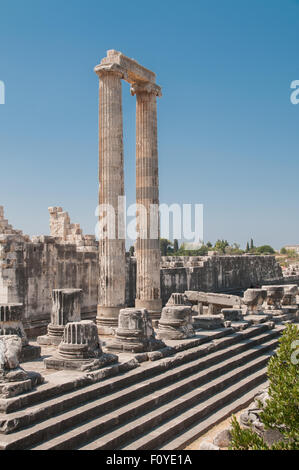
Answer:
xmin=0 ymin=326 xmax=280 ymax=449
xmin=160 ymin=379 xmax=269 ymax=450
xmin=0 ymin=324 xmax=276 ymax=429
xmin=1 ymin=328 xmax=235 ymax=414
xmin=35 ymin=340 xmax=277 ymax=450
xmin=0 ymin=327 xmax=278 ymax=436
xmin=80 ymin=354 xmax=271 ymax=450
xmin=123 ymin=367 xmax=269 ymax=450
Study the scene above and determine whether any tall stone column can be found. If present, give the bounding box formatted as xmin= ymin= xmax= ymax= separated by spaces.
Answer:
xmin=131 ymin=83 xmax=162 ymax=319
xmin=94 ymin=63 xmax=127 ymax=334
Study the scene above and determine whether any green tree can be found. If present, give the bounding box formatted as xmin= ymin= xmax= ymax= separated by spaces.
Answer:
xmin=255 ymin=245 xmax=275 ymax=255
xmin=206 ymin=241 xmax=213 ymax=248
xmin=230 ymin=324 xmax=299 ymax=450
xmin=160 ymin=238 xmax=173 ymax=256
xmin=280 ymin=247 xmax=287 ymax=255
xmin=250 ymin=238 xmax=254 ymax=250
xmin=245 ymin=242 xmax=250 ymax=252
xmin=173 ymin=239 xmax=179 ymax=253
xmin=129 ymin=246 xmax=134 ymax=256
xmin=214 ymin=239 xmax=229 ymax=254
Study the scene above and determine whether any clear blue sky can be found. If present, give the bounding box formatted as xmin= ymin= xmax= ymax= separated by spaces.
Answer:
xmin=0 ymin=0 xmax=298 ymax=249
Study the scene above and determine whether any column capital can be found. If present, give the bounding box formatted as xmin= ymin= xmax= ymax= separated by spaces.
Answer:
xmin=130 ymin=82 xmax=162 ymax=98
xmin=94 ymin=63 xmax=128 ymax=81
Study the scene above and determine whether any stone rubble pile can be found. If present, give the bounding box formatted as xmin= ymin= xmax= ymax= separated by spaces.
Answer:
xmin=0 ymin=335 xmax=43 ymax=400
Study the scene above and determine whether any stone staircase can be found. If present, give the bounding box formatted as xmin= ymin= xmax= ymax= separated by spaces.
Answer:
xmin=0 ymin=323 xmax=283 ymax=451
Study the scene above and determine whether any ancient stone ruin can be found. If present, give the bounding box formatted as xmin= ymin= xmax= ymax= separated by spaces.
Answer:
xmin=108 ymin=308 xmax=165 ymax=353
xmin=0 ymin=51 xmax=297 ymax=451
xmin=37 ymin=288 xmax=83 ymax=345
xmin=157 ymin=293 xmax=195 ymax=340
xmin=94 ymin=50 xmax=162 ymax=334
xmin=44 ymin=320 xmax=117 ymax=371
xmin=0 ymin=335 xmax=43 ymax=401
xmin=0 ymin=304 xmax=40 ymax=361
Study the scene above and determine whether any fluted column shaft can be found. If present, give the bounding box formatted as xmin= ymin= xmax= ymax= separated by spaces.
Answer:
xmin=133 ymin=85 xmax=162 ymax=317
xmin=95 ymin=66 xmax=126 ymax=334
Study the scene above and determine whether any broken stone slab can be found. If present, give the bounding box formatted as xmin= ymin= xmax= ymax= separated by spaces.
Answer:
xmin=220 ymin=309 xmax=243 ymax=322
xmin=243 ymin=289 xmax=267 ymax=314
xmin=44 ymin=321 xmax=118 ymax=371
xmin=280 ymin=305 xmax=298 ymax=315
xmin=230 ymin=321 xmax=250 ymax=331
xmin=0 ymin=304 xmax=41 ymax=362
xmin=261 ymin=308 xmax=296 ymax=323
xmin=243 ymin=314 xmax=271 ymax=325
xmin=282 ymin=285 xmax=298 ymax=306
xmin=107 ymin=308 xmax=165 ymax=354
xmin=262 ymin=285 xmax=284 ymax=310
xmin=157 ymin=303 xmax=195 ymax=341
xmin=185 ymin=291 xmax=242 ymax=310
xmin=37 ymin=288 xmax=83 ymax=346
xmin=192 ymin=315 xmax=224 ymax=330
xmin=166 ymin=292 xmax=192 ymax=307
xmin=0 ymin=335 xmax=43 ymax=400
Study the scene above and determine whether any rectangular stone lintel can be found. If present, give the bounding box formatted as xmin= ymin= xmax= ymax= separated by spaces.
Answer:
xmin=99 ymin=50 xmax=156 ymax=85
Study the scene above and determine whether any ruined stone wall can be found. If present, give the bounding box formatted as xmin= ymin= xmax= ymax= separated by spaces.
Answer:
xmin=0 ymin=238 xmax=137 ymax=337
xmin=0 ymin=235 xmax=99 ymax=336
xmin=48 ymin=207 xmax=98 ymax=251
xmin=160 ymin=255 xmax=283 ymax=304
xmin=0 ymin=235 xmax=285 ymax=336
xmin=0 ymin=206 xmax=287 ymax=336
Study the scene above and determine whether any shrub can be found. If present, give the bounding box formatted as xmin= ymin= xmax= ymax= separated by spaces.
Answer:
xmin=230 ymin=324 xmax=299 ymax=450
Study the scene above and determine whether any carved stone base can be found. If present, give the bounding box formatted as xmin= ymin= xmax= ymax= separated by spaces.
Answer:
xmin=108 ymin=308 xmax=165 ymax=353
xmin=108 ymin=329 xmax=165 ymax=353
xmin=37 ymin=324 xmax=65 ymax=346
xmin=96 ymin=306 xmax=121 ymax=335
xmin=157 ymin=305 xmax=195 ymax=341
xmin=135 ymin=300 xmax=162 ymax=321
xmin=44 ymin=320 xmax=118 ymax=371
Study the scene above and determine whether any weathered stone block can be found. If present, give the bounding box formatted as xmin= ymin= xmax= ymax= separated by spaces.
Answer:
xmin=262 ymin=285 xmax=284 ymax=310
xmin=192 ymin=315 xmax=224 ymax=330
xmin=282 ymin=285 xmax=299 ymax=306
xmin=221 ymin=309 xmax=243 ymax=322
xmin=108 ymin=308 xmax=165 ymax=353
xmin=166 ymin=293 xmax=191 ymax=307
xmin=0 ymin=304 xmax=41 ymax=362
xmin=157 ymin=304 xmax=195 ymax=340
xmin=0 ymin=335 xmax=43 ymax=399
xmin=44 ymin=321 xmax=118 ymax=371
xmin=243 ymin=288 xmax=267 ymax=314
xmin=38 ymin=288 xmax=82 ymax=346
